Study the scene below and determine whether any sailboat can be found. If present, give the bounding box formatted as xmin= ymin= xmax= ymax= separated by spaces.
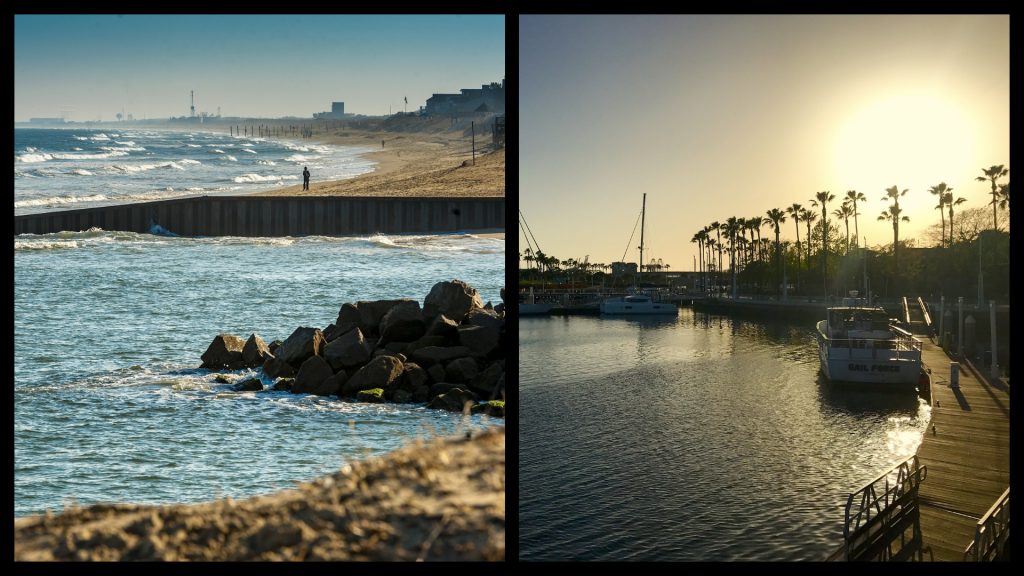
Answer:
xmin=600 ymin=194 xmax=678 ymax=315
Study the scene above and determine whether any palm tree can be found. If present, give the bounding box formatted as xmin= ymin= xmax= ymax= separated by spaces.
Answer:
xmin=801 ymin=208 xmax=817 ymax=274
xmin=976 ymin=165 xmax=1008 ymax=230
xmin=944 ymin=192 xmax=967 ymax=246
xmin=997 ymin=183 xmax=1010 ymax=211
xmin=711 ymin=222 xmax=723 ymax=294
xmin=765 ymin=208 xmax=787 ymax=298
xmin=725 ymin=216 xmax=740 ymax=297
xmin=785 ymin=204 xmax=803 ymax=290
xmin=691 ymin=230 xmax=705 ymax=294
xmin=845 ymin=190 xmax=866 ymax=249
xmin=929 ymin=183 xmax=952 ymax=247
xmin=878 ymin=205 xmax=910 ymax=286
xmin=833 ymin=203 xmax=853 ymax=254
xmin=810 ymin=191 xmax=836 ymax=295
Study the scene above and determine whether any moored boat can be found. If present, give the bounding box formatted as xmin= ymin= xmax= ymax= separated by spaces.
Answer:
xmin=816 ymin=297 xmax=922 ymax=385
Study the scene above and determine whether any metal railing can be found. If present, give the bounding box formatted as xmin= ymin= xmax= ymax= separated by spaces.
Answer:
xmin=964 ymin=488 xmax=1010 ymax=561
xmin=844 ymin=455 xmax=927 ymax=560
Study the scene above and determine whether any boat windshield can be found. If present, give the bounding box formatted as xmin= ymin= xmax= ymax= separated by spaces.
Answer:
xmin=830 ymin=308 xmax=890 ymax=331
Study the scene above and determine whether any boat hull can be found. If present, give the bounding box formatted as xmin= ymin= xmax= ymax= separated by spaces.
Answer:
xmin=816 ymin=320 xmax=921 ymax=385
xmin=519 ymin=303 xmax=553 ymax=316
xmin=600 ymin=301 xmax=678 ymax=315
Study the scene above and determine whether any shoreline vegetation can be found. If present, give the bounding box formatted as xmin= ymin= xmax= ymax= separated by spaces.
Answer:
xmin=14 ymin=279 xmax=506 ymax=561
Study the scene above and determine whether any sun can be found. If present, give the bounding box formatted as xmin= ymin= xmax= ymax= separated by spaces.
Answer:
xmin=833 ymin=91 xmax=976 ymax=201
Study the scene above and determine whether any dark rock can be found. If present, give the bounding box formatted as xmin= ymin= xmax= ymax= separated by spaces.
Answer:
xmin=412 ymin=385 xmax=430 ymax=403
xmin=429 ymin=381 xmax=466 ymax=399
xmin=356 ymin=299 xmax=415 ymax=337
xmin=213 ymin=374 xmax=234 ymax=384
xmin=323 ymin=328 xmax=372 ymax=371
xmin=411 ymin=346 xmax=472 ymax=365
xmin=272 ymin=378 xmax=295 ymax=392
xmin=492 ymin=373 xmax=505 ymax=401
xmin=392 ymin=389 xmax=413 ymax=404
xmin=426 ymin=364 xmax=446 ymax=383
xmin=242 ymin=333 xmax=271 ymax=368
xmin=341 ymin=355 xmax=404 ymax=398
xmin=426 ymin=387 xmax=478 ymax=412
xmin=425 ymin=314 xmax=460 ymax=342
xmin=405 ymin=335 xmax=447 ymax=356
xmin=267 ymin=340 xmax=283 ymax=355
xmin=384 ymin=341 xmax=408 ymax=355
xmin=200 ymin=334 xmax=246 ymax=370
xmin=471 ymin=400 xmax=505 ymax=418
xmin=356 ymin=388 xmax=385 ymax=403
xmin=276 ymin=327 xmax=325 ymax=368
xmin=458 ymin=325 xmax=500 ymax=358
xmin=262 ymin=354 xmax=295 ymax=379
xmin=444 ymin=357 xmax=479 ymax=383
xmin=232 ymin=377 xmax=264 ymax=392
xmin=402 ymin=362 xmax=429 ymax=392
xmin=378 ymin=301 xmax=426 ymax=345
xmin=494 ymin=302 xmax=505 ymax=316
xmin=325 ymin=303 xmax=361 ymax=341
xmin=423 ymin=280 xmax=483 ymax=322
xmin=500 ymin=287 xmax=505 ymax=304
xmin=291 ymin=356 xmax=336 ymax=396
xmin=465 ymin=307 xmax=503 ymax=329
xmin=484 ymin=301 xmax=493 ymax=310
xmin=467 ymin=362 xmax=503 ymax=397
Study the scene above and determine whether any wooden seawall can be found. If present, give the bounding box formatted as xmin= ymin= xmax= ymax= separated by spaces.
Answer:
xmin=14 ymin=196 xmax=505 ymax=237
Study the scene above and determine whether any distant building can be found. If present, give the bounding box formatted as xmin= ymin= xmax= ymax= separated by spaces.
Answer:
xmin=611 ymin=262 xmax=638 ymax=276
xmin=314 ymin=101 xmax=350 ymax=120
xmin=29 ymin=117 xmax=65 ymax=125
xmin=425 ymin=79 xmax=505 ymax=116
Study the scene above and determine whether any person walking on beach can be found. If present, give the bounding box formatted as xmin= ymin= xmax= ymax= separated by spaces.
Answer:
xmin=302 ymin=166 xmax=310 ymax=191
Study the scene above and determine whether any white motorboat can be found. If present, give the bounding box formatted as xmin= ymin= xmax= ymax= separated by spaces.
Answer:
xmin=816 ymin=297 xmax=922 ymax=385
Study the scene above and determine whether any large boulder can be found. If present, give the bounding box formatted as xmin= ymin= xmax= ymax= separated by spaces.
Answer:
xmin=341 ymin=355 xmax=404 ymax=398
xmin=458 ymin=325 xmax=501 ymax=358
xmin=492 ymin=373 xmax=505 ymax=401
xmin=241 ymin=333 xmax=271 ymax=368
xmin=424 ymin=314 xmax=460 ymax=343
xmin=423 ymin=280 xmax=483 ymax=322
xmin=402 ymin=362 xmax=429 ymax=392
xmin=323 ymin=328 xmax=372 ymax=370
xmin=410 ymin=346 xmax=471 ymax=366
xmin=466 ymin=362 xmax=502 ymax=397
xmin=426 ymin=364 xmax=446 ymax=383
xmin=324 ymin=303 xmax=361 ymax=341
xmin=426 ymin=387 xmax=478 ymax=412
xmin=405 ymin=335 xmax=447 ymax=357
xmin=465 ymin=308 xmax=503 ymax=329
xmin=291 ymin=355 xmax=337 ymax=396
xmin=262 ymin=354 xmax=295 ymax=379
xmin=200 ymin=334 xmax=246 ymax=370
xmin=471 ymin=400 xmax=505 ymax=418
xmin=378 ymin=301 xmax=426 ymax=345
xmin=276 ymin=327 xmax=325 ymax=368
xmin=444 ymin=357 xmax=479 ymax=384
xmin=272 ymin=378 xmax=294 ymax=392
xmin=232 ymin=377 xmax=264 ymax=392
xmin=356 ymin=299 xmax=415 ymax=338
xmin=412 ymin=385 xmax=430 ymax=403
xmin=392 ymin=389 xmax=414 ymax=404
xmin=267 ymin=339 xmax=283 ymax=355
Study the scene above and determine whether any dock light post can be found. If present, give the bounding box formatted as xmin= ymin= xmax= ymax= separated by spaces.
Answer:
xmin=958 ymin=297 xmax=964 ymax=360
xmin=990 ymin=300 xmax=999 ymax=379
xmin=938 ymin=296 xmax=944 ymax=348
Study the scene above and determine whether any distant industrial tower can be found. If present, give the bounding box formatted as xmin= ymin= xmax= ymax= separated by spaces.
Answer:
xmin=190 ymin=90 xmax=195 ymax=118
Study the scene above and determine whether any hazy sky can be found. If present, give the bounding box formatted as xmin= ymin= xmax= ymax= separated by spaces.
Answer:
xmin=15 ymin=14 xmax=504 ymax=121
xmin=520 ymin=15 xmax=1009 ymax=272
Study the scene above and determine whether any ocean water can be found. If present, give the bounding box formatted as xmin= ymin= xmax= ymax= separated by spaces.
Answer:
xmin=519 ymin=311 xmax=930 ymax=561
xmin=14 ymin=127 xmax=506 ymax=518
xmin=14 ymin=127 xmax=375 ymax=214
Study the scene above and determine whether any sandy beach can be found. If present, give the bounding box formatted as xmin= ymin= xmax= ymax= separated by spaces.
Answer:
xmin=14 ymin=427 xmax=505 ymax=561
xmin=255 ymin=115 xmax=505 ymax=201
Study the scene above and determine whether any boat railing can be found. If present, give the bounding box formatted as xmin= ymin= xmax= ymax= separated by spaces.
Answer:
xmin=823 ymin=324 xmax=922 ymax=360
xmin=843 ymin=455 xmax=927 ymax=561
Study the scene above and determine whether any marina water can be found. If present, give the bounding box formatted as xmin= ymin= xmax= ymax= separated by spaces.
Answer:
xmin=520 ymin=310 xmax=930 ymax=561
xmin=14 ymin=129 xmax=505 ymax=518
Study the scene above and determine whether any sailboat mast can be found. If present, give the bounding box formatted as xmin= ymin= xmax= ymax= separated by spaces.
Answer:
xmin=639 ymin=193 xmax=646 ymax=288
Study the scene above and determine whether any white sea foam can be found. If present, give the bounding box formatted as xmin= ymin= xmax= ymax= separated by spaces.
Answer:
xmin=18 ymin=153 xmax=52 ymax=163
xmin=232 ymin=174 xmax=299 ymax=183
xmin=14 ymin=193 xmax=109 ymax=208
xmin=285 ymin=154 xmax=321 ymax=163
xmin=70 ymin=169 xmax=94 ymax=176
xmin=100 ymin=145 xmax=146 ymax=152
xmin=224 ymin=155 xmax=238 ymax=162
xmin=186 ymin=144 xmax=202 ymax=148
xmin=241 ymin=148 xmax=257 ymax=154
xmin=256 ymin=160 xmax=277 ymax=166
xmin=210 ymin=149 xmax=225 ymax=154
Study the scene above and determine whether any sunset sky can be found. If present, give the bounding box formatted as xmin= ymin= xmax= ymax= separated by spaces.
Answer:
xmin=14 ymin=15 xmax=504 ymax=121
xmin=520 ymin=15 xmax=1009 ymax=272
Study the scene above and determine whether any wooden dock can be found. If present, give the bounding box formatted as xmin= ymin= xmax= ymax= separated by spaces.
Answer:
xmin=913 ymin=331 xmax=1010 ymax=561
